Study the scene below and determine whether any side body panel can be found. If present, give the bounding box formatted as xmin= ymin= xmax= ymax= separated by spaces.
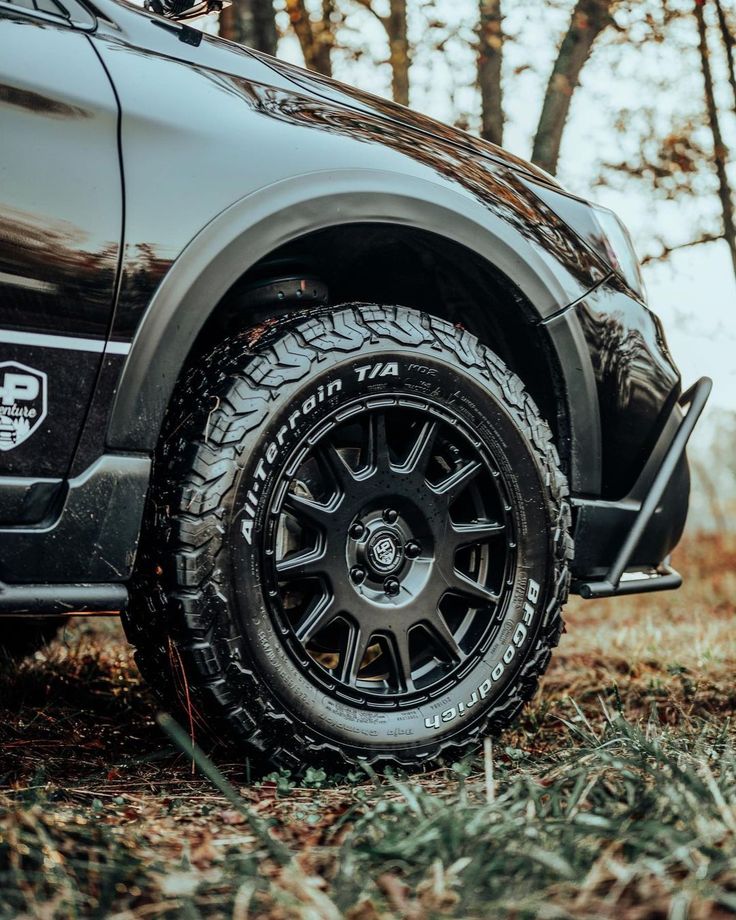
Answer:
xmin=0 ymin=12 xmax=122 ymax=486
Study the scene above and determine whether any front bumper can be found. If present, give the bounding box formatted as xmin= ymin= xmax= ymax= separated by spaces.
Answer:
xmin=571 ymin=377 xmax=712 ymax=598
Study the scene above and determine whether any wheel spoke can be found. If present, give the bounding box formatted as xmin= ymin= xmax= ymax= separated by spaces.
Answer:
xmin=320 ymin=441 xmax=357 ymax=494
xmin=445 ymin=569 xmax=500 ymax=606
xmin=282 ymin=491 xmax=338 ymax=531
xmin=294 ymin=590 xmax=336 ymax=643
xmin=449 ymin=519 xmax=505 ymax=550
xmin=275 ymin=546 xmax=326 ymax=581
xmin=399 ymin=419 xmax=438 ymax=477
xmin=367 ymin=411 xmax=392 ymax=474
xmin=340 ymin=625 xmax=375 ymax=686
xmin=424 ymin=611 xmax=463 ymax=663
xmin=386 ymin=628 xmax=415 ymax=692
xmin=430 ymin=460 xmax=482 ymax=507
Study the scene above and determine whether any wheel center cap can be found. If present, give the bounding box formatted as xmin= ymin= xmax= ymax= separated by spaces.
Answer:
xmin=366 ymin=530 xmax=404 ymax=575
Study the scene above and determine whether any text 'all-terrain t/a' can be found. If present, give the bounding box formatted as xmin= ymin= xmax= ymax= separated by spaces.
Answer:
xmin=0 ymin=0 xmax=711 ymax=769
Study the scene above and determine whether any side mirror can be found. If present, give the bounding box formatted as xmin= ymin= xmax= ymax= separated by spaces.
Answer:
xmin=144 ymin=0 xmax=229 ymax=21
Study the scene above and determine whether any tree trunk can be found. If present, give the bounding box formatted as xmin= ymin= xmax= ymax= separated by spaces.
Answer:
xmin=714 ymin=0 xmax=736 ymax=110
xmin=532 ymin=0 xmax=612 ymax=175
xmin=314 ymin=0 xmax=335 ymax=77
xmin=696 ymin=0 xmax=736 ymax=279
xmin=477 ymin=0 xmax=503 ymax=145
xmin=386 ymin=0 xmax=410 ymax=106
xmin=285 ymin=0 xmax=333 ymax=76
xmin=220 ymin=0 xmax=277 ymax=55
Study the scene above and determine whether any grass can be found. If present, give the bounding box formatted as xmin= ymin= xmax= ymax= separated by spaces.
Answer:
xmin=0 ymin=532 xmax=734 ymax=918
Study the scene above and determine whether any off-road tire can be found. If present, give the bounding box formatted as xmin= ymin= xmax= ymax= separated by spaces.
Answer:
xmin=125 ymin=305 xmax=572 ymax=770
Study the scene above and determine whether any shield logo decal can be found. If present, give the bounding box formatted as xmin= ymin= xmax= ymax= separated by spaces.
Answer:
xmin=372 ymin=535 xmax=398 ymax=569
xmin=0 ymin=362 xmax=47 ymax=452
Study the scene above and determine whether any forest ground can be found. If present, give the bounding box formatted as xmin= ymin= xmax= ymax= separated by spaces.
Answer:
xmin=1 ymin=533 xmax=734 ymax=919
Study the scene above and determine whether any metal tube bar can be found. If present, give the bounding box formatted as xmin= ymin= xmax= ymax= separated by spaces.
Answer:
xmin=0 ymin=582 xmax=127 ymax=616
xmin=606 ymin=377 xmax=711 ymax=589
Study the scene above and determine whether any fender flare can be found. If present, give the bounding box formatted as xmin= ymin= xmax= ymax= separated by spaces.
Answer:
xmin=106 ymin=170 xmax=601 ymax=492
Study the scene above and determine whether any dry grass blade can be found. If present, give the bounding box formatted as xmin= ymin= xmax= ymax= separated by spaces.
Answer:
xmin=157 ymin=713 xmax=290 ymax=865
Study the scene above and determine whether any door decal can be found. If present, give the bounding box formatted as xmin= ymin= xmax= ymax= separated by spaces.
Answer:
xmin=0 ymin=362 xmax=47 ymax=451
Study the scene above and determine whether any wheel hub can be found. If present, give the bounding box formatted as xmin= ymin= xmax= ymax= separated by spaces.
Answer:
xmin=346 ymin=506 xmax=431 ymax=604
xmin=354 ymin=512 xmax=409 ymax=576
xmin=366 ymin=529 xmax=403 ymax=575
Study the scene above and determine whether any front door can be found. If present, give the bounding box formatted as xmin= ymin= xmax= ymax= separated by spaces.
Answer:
xmin=0 ymin=0 xmax=122 ymax=504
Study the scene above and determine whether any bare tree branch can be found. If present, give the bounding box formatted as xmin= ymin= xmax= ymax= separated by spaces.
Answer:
xmin=285 ymin=0 xmax=333 ymax=76
xmin=714 ymin=0 xmax=736 ymax=110
xmin=696 ymin=0 xmax=736 ymax=279
xmin=477 ymin=0 xmax=504 ymax=145
xmin=220 ymin=0 xmax=278 ymax=54
xmin=641 ymin=232 xmax=725 ymax=264
xmin=350 ymin=0 xmax=386 ymax=27
xmin=386 ymin=0 xmax=410 ymax=106
xmin=532 ymin=0 xmax=613 ymax=175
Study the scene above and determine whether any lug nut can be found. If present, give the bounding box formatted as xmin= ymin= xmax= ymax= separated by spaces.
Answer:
xmin=349 ymin=522 xmax=365 ymax=540
xmin=384 ymin=577 xmax=400 ymax=597
xmin=350 ymin=566 xmax=366 ymax=585
xmin=383 ymin=508 xmax=398 ymax=524
xmin=405 ymin=541 xmax=421 ymax=559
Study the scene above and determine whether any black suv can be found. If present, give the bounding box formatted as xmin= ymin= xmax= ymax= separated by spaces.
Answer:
xmin=0 ymin=0 xmax=710 ymax=769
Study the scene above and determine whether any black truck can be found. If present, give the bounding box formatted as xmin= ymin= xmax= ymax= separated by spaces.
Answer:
xmin=0 ymin=0 xmax=710 ymax=768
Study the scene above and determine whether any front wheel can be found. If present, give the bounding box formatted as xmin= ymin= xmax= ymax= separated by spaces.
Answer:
xmin=125 ymin=305 xmax=572 ymax=770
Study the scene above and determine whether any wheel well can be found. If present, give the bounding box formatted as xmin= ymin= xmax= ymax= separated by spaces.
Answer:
xmin=193 ymin=223 xmax=572 ymax=477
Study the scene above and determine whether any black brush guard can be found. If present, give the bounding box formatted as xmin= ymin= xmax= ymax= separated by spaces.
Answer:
xmin=574 ymin=377 xmax=712 ymax=599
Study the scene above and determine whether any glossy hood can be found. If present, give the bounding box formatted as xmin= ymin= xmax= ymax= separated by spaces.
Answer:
xmin=246 ymin=50 xmax=563 ymax=191
xmin=100 ymin=0 xmax=560 ymax=192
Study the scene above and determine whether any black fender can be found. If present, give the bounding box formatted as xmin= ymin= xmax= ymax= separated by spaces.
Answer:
xmin=106 ymin=170 xmax=603 ymax=493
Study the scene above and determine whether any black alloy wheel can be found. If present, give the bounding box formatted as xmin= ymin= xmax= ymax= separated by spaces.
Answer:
xmin=126 ymin=305 xmax=572 ymax=770
xmin=264 ymin=402 xmax=515 ymax=705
